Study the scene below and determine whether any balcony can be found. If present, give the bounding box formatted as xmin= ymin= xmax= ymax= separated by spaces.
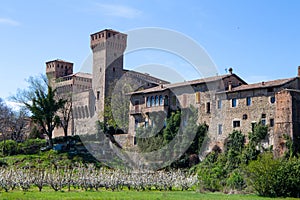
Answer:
xmin=129 ymin=107 xmax=142 ymax=115
xmin=142 ymin=105 xmax=169 ymax=113
xmin=129 ymin=105 xmax=169 ymax=115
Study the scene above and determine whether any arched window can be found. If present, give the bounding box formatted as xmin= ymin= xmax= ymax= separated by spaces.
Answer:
xmin=164 ymin=95 xmax=169 ymax=106
xmin=151 ymin=96 xmax=155 ymax=107
xmin=146 ymin=97 xmax=151 ymax=107
xmin=159 ymin=95 xmax=163 ymax=105
xmin=155 ymin=95 xmax=159 ymax=106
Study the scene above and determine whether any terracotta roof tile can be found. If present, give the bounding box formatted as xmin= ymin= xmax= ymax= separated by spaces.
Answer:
xmin=128 ymin=74 xmax=244 ymax=95
xmin=230 ymin=77 xmax=296 ymax=92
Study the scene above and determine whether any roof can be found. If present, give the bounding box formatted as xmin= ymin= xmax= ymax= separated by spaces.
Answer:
xmin=228 ymin=77 xmax=296 ymax=92
xmin=128 ymin=73 xmax=245 ymax=95
xmin=167 ymin=73 xmax=246 ymax=89
xmin=90 ymin=29 xmax=123 ymax=36
xmin=124 ymin=70 xmax=170 ymax=84
xmin=59 ymin=72 xmax=92 ymax=80
xmin=46 ymin=59 xmax=73 ymax=64
xmin=73 ymin=72 xmax=92 ymax=79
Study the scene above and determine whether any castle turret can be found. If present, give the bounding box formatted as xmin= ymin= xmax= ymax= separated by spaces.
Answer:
xmin=46 ymin=59 xmax=73 ymax=87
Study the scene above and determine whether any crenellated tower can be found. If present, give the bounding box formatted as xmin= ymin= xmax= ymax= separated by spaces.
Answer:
xmin=46 ymin=59 xmax=73 ymax=87
xmin=90 ymin=29 xmax=127 ymax=121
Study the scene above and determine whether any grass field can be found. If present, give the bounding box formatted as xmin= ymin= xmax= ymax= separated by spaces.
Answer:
xmin=0 ymin=190 xmax=298 ymax=200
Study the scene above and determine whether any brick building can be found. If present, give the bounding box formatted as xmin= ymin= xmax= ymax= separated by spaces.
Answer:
xmin=128 ymin=68 xmax=300 ymax=156
xmin=46 ymin=28 xmax=300 ymax=157
xmin=47 ymin=29 xmax=169 ymax=137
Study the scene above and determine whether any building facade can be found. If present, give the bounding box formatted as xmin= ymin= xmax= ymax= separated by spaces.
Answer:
xmin=128 ymin=68 xmax=300 ymax=156
xmin=46 ymin=28 xmax=300 ymax=157
xmin=47 ymin=29 xmax=169 ymax=138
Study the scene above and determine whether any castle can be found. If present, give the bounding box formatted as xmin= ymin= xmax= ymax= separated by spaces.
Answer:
xmin=47 ymin=29 xmax=300 ymax=156
xmin=46 ymin=29 xmax=169 ymax=139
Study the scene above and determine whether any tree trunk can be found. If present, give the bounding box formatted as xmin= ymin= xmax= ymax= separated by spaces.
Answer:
xmin=64 ymin=126 xmax=68 ymax=137
xmin=49 ymin=137 xmax=53 ymax=148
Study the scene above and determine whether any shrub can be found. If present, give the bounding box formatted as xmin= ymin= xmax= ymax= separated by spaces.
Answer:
xmin=0 ymin=159 xmax=8 ymax=167
xmin=197 ymin=152 xmax=227 ymax=192
xmin=0 ymin=140 xmax=18 ymax=156
xmin=245 ymin=153 xmax=300 ymax=197
xmin=246 ymin=153 xmax=280 ymax=197
xmin=18 ymin=139 xmax=47 ymax=154
xmin=226 ymin=170 xmax=246 ymax=191
xmin=198 ymin=163 xmax=226 ymax=192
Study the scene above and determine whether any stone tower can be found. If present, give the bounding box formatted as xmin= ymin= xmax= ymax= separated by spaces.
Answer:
xmin=90 ymin=29 xmax=127 ymax=121
xmin=46 ymin=59 xmax=73 ymax=87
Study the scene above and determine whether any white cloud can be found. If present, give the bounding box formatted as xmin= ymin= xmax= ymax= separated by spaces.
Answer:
xmin=0 ymin=17 xmax=20 ymax=26
xmin=95 ymin=3 xmax=142 ymax=19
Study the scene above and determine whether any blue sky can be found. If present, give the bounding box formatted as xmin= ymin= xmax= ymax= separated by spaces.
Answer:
xmin=1 ymin=0 xmax=300 ymax=102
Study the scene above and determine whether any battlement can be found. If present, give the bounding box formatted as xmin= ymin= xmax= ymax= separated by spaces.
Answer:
xmin=46 ymin=59 xmax=73 ymax=79
xmin=90 ymin=29 xmax=127 ymax=50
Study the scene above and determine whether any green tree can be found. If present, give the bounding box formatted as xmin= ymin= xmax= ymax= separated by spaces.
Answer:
xmin=246 ymin=153 xmax=281 ymax=197
xmin=102 ymin=79 xmax=134 ymax=132
xmin=25 ymin=86 xmax=65 ymax=147
xmin=136 ymin=111 xmax=165 ymax=152
xmin=11 ymin=75 xmax=65 ymax=147
xmin=225 ymin=130 xmax=245 ymax=153
xmin=57 ymin=93 xmax=72 ymax=138
xmin=242 ymin=122 xmax=269 ymax=164
xmin=163 ymin=110 xmax=181 ymax=143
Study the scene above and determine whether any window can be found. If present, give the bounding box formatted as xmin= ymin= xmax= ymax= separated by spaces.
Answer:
xmin=150 ymin=96 xmax=155 ymax=107
xmin=164 ymin=95 xmax=169 ymax=106
xmin=270 ymin=96 xmax=276 ymax=104
xmin=97 ymin=91 xmax=100 ymax=100
xmin=159 ymin=95 xmax=163 ymax=106
xmin=146 ymin=97 xmax=151 ymax=107
xmin=246 ymin=97 xmax=251 ymax=106
xmin=206 ymin=102 xmax=211 ymax=113
xmin=195 ymin=92 xmax=201 ymax=104
xmin=218 ymin=124 xmax=223 ymax=135
xmin=243 ymin=114 xmax=248 ymax=120
xmin=233 ymin=120 xmax=240 ymax=128
xmin=267 ymin=88 xmax=274 ymax=93
xmin=261 ymin=113 xmax=266 ymax=125
xmin=217 ymin=100 xmax=222 ymax=109
xmin=251 ymin=122 xmax=256 ymax=132
xmin=155 ymin=95 xmax=159 ymax=106
xmin=134 ymin=100 xmax=139 ymax=106
xmin=113 ymin=67 xmax=115 ymax=72
xmin=232 ymin=98 xmax=237 ymax=107
xmin=270 ymin=118 xmax=274 ymax=127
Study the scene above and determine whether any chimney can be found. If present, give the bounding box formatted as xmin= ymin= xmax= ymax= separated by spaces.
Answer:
xmin=228 ymin=81 xmax=232 ymax=91
xmin=298 ymin=66 xmax=300 ymax=77
xmin=262 ymin=81 xmax=265 ymax=85
xmin=228 ymin=67 xmax=233 ymax=75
